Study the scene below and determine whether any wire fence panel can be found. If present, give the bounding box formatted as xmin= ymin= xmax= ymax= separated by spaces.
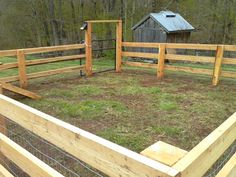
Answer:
xmin=0 ymin=115 xmax=106 ymax=177
xmin=204 ymin=141 xmax=236 ymax=177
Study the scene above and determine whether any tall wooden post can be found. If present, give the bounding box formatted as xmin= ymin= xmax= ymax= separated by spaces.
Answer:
xmin=157 ymin=44 xmax=166 ymax=80
xmin=0 ymin=84 xmax=3 ymax=94
xmin=85 ymin=22 xmax=92 ymax=76
xmin=116 ymin=20 xmax=122 ymax=72
xmin=17 ymin=49 xmax=28 ymax=88
xmin=212 ymin=45 xmax=224 ymax=86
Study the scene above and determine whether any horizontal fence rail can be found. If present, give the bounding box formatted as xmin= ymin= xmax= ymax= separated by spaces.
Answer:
xmin=0 ymin=44 xmax=86 ymax=98
xmin=0 ymin=94 xmax=180 ymax=177
xmin=121 ymin=42 xmax=236 ymax=85
xmin=0 ymin=95 xmax=235 ymax=176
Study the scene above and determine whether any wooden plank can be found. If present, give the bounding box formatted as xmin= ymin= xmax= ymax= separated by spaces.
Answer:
xmin=165 ymin=65 xmax=213 ymax=75
xmin=23 ymin=44 xmax=85 ymax=55
xmin=173 ymin=112 xmax=236 ymax=177
xmin=0 ymin=66 xmax=85 ymax=83
xmin=86 ymin=20 xmax=121 ymax=23
xmin=26 ymin=54 xmax=85 ymax=66
xmin=122 ymin=51 xmax=158 ymax=59
xmin=85 ymin=22 xmax=92 ymax=76
xmin=165 ymin=54 xmax=215 ymax=63
xmin=122 ymin=61 xmax=157 ymax=68
xmin=0 ymin=50 xmax=17 ymax=57
xmin=0 ymin=133 xmax=64 ymax=177
xmin=116 ymin=20 xmax=122 ymax=72
xmin=222 ymin=58 xmax=236 ymax=65
xmin=0 ymin=95 xmax=180 ymax=177
xmin=1 ymin=82 xmax=41 ymax=99
xmin=212 ymin=46 xmax=224 ymax=86
xmin=141 ymin=141 xmax=188 ymax=167
xmin=0 ymin=75 xmax=19 ymax=83
xmin=0 ymin=164 xmax=14 ymax=177
xmin=224 ymin=45 xmax=236 ymax=52
xmin=122 ymin=42 xmax=160 ymax=48
xmin=0 ymin=63 xmax=18 ymax=71
xmin=0 ymin=84 xmax=3 ymax=94
xmin=215 ymin=151 xmax=236 ymax=177
xmin=221 ymin=71 xmax=236 ymax=79
xmin=27 ymin=65 xmax=85 ymax=80
xmin=0 ymin=55 xmax=85 ymax=71
xmin=157 ymin=44 xmax=166 ymax=79
xmin=165 ymin=43 xmax=217 ymax=51
xmin=17 ymin=50 xmax=28 ymax=88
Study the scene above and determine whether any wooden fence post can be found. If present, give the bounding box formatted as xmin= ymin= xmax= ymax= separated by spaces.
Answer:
xmin=116 ymin=20 xmax=122 ymax=72
xmin=212 ymin=45 xmax=224 ymax=86
xmin=85 ymin=22 xmax=92 ymax=76
xmin=0 ymin=84 xmax=3 ymax=94
xmin=17 ymin=49 xmax=28 ymax=88
xmin=157 ymin=44 xmax=166 ymax=80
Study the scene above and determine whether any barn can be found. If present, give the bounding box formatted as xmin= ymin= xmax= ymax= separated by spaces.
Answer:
xmin=132 ymin=11 xmax=194 ymax=53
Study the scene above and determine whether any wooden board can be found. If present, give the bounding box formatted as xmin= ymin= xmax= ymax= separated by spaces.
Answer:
xmin=165 ymin=65 xmax=212 ymax=75
xmin=212 ymin=46 xmax=224 ymax=86
xmin=0 ymin=133 xmax=64 ymax=177
xmin=173 ymin=112 xmax=236 ymax=177
xmin=0 ymin=164 xmax=14 ymax=177
xmin=122 ymin=42 xmax=160 ymax=48
xmin=86 ymin=20 xmax=121 ymax=23
xmin=116 ymin=20 xmax=122 ymax=72
xmin=1 ymin=82 xmax=41 ymax=99
xmin=17 ymin=50 xmax=28 ymax=88
xmin=141 ymin=141 xmax=187 ymax=167
xmin=215 ymin=151 xmax=236 ymax=177
xmin=23 ymin=44 xmax=85 ymax=55
xmin=165 ymin=43 xmax=218 ymax=51
xmin=0 ymin=95 xmax=180 ymax=177
xmin=122 ymin=61 xmax=157 ymax=68
xmin=122 ymin=51 xmax=158 ymax=59
xmin=221 ymin=71 xmax=236 ymax=79
xmin=165 ymin=54 xmax=215 ymax=63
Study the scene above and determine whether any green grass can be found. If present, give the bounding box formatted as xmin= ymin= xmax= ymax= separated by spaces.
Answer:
xmin=1 ymin=54 xmax=236 ymax=152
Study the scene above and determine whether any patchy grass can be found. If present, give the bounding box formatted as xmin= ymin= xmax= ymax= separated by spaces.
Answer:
xmin=1 ymin=56 xmax=236 ymax=152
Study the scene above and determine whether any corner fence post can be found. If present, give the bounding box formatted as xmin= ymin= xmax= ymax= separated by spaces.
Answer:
xmin=212 ymin=45 xmax=224 ymax=86
xmin=116 ymin=20 xmax=122 ymax=72
xmin=17 ymin=49 xmax=28 ymax=88
xmin=157 ymin=44 xmax=166 ymax=80
xmin=85 ymin=22 xmax=92 ymax=76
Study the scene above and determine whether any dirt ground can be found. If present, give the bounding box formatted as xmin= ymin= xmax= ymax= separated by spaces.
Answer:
xmin=6 ymin=68 xmax=236 ymax=152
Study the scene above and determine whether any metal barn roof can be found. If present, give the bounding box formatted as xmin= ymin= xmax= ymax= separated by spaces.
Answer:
xmin=132 ymin=11 xmax=195 ymax=33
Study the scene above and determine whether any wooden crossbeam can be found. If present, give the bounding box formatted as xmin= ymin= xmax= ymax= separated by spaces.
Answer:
xmin=0 ymin=82 xmax=41 ymax=99
xmin=0 ymin=164 xmax=14 ymax=177
xmin=0 ymin=95 xmax=180 ymax=177
xmin=0 ymin=133 xmax=64 ymax=177
xmin=141 ymin=141 xmax=188 ymax=167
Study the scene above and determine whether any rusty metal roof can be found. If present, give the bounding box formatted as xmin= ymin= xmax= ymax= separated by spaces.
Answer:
xmin=132 ymin=11 xmax=195 ymax=33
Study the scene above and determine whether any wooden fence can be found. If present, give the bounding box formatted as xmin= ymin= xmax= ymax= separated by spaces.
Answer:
xmin=0 ymin=94 xmax=235 ymax=177
xmin=0 ymin=44 xmax=86 ymax=99
xmin=122 ymin=42 xmax=236 ymax=85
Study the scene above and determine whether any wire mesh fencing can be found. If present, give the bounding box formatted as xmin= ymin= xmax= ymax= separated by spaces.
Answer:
xmin=204 ymin=140 xmax=236 ymax=177
xmin=0 ymin=115 xmax=106 ymax=177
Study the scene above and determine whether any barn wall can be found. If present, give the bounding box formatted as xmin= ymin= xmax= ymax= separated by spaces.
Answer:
xmin=133 ymin=17 xmax=166 ymax=53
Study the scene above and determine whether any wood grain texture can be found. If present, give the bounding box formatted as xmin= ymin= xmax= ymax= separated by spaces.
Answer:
xmin=85 ymin=22 xmax=92 ymax=76
xmin=122 ymin=51 xmax=158 ymax=59
xmin=173 ymin=112 xmax=236 ymax=177
xmin=0 ymin=95 xmax=180 ymax=177
xmin=141 ymin=141 xmax=187 ymax=167
xmin=0 ymin=133 xmax=64 ymax=177
xmin=17 ymin=50 xmax=28 ymax=88
xmin=1 ymin=82 xmax=41 ymax=99
xmin=0 ymin=164 xmax=14 ymax=177
xmin=116 ymin=20 xmax=122 ymax=72
xmin=157 ymin=44 xmax=166 ymax=79
xmin=212 ymin=46 xmax=224 ymax=86
xmin=215 ymin=151 xmax=236 ymax=177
